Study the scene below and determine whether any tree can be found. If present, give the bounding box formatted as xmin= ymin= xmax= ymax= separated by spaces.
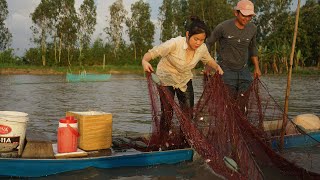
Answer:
xmin=298 ymin=0 xmax=320 ymax=67
xmin=0 ymin=0 xmax=12 ymax=51
xmin=78 ymin=0 xmax=97 ymax=65
xmin=188 ymin=0 xmax=234 ymax=31
xmin=24 ymin=48 xmax=41 ymax=65
xmin=56 ymin=0 xmax=79 ymax=66
xmin=48 ymin=0 xmax=62 ymax=65
xmin=126 ymin=0 xmax=154 ymax=60
xmin=187 ymin=0 xmax=235 ymax=58
xmin=253 ymin=0 xmax=293 ymax=45
xmin=158 ymin=0 xmax=177 ymax=42
xmin=0 ymin=49 xmax=16 ymax=64
xmin=88 ymin=37 xmax=105 ymax=65
xmin=104 ymin=0 xmax=127 ymax=58
xmin=31 ymin=0 xmax=56 ymax=66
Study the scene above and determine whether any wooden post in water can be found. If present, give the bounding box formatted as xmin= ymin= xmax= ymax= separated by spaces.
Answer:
xmin=103 ymin=54 xmax=106 ymax=70
xmin=280 ymin=0 xmax=301 ymax=150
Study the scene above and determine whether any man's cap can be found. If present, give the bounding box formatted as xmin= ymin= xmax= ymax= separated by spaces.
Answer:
xmin=234 ymin=0 xmax=256 ymax=16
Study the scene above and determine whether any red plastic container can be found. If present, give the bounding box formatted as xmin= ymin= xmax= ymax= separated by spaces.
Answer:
xmin=57 ymin=116 xmax=79 ymax=153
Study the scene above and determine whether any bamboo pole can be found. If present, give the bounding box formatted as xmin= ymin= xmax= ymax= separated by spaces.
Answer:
xmin=103 ymin=54 xmax=106 ymax=70
xmin=280 ymin=0 xmax=301 ymax=150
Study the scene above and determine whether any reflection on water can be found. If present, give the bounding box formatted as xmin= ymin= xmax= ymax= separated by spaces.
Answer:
xmin=0 ymin=74 xmax=154 ymax=141
xmin=0 ymin=74 xmax=319 ymax=179
xmin=260 ymin=75 xmax=320 ymax=118
xmin=283 ymin=145 xmax=320 ymax=173
xmin=36 ymin=157 xmax=221 ymax=180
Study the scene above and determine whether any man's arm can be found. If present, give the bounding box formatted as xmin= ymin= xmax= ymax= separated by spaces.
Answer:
xmin=206 ymin=31 xmax=216 ymax=53
xmin=206 ymin=24 xmax=221 ymax=53
xmin=251 ymin=56 xmax=261 ymax=78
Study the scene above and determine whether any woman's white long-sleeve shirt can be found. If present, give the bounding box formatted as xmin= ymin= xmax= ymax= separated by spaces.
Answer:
xmin=148 ymin=36 xmax=214 ymax=92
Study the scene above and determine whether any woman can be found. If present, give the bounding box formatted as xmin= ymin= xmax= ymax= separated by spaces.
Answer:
xmin=142 ymin=16 xmax=223 ymax=136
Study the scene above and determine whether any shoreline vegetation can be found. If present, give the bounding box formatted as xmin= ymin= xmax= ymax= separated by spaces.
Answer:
xmin=0 ymin=65 xmax=319 ymax=76
xmin=0 ymin=65 xmax=145 ymax=75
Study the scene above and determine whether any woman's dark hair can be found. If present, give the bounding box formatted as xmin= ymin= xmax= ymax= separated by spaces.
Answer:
xmin=185 ymin=16 xmax=210 ymax=38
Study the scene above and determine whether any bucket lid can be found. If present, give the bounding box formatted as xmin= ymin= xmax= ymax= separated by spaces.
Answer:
xmin=0 ymin=111 xmax=29 ymax=123
xmin=66 ymin=116 xmax=76 ymax=121
xmin=60 ymin=117 xmax=77 ymax=123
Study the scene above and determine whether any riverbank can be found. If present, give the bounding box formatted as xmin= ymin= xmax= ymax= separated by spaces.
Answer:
xmin=0 ymin=65 xmax=319 ymax=75
xmin=0 ymin=68 xmax=64 ymax=75
xmin=0 ymin=65 xmax=145 ymax=75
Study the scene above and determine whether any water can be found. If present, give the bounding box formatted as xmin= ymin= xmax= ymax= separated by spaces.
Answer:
xmin=260 ymin=75 xmax=320 ymax=117
xmin=0 ymin=74 xmax=319 ymax=179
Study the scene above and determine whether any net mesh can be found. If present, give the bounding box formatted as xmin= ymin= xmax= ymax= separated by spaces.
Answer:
xmin=142 ymin=72 xmax=320 ymax=179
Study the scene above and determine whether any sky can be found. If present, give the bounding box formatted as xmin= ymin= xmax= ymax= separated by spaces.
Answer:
xmin=5 ymin=0 xmax=305 ymax=57
xmin=5 ymin=0 xmax=162 ymax=56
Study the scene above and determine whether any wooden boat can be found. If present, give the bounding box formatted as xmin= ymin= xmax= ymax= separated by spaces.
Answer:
xmin=1 ymin=116 xmax=318 ymax=178
xmin=0 ymin=127 xmax=193 ymax=178
xmin=66 ymin=72 xmax=111 ymax=82
xmin=264 ymin=119 xmax=320 ymax=149
xmin=0 ymin=142 xmax=193 ymax=177
xmin=1 ymin=132 xmax=319 ymax=178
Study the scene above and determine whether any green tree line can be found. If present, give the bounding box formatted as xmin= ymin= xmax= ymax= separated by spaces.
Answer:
xmin=0 ymin=0 xmax=319 ymax=74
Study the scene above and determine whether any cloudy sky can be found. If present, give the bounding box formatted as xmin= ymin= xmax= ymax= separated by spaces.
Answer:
xmin=6 ymin=0 xmax=162 ymax=56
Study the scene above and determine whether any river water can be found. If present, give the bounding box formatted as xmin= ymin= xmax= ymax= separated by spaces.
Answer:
xmin=0 ymin=74 xmax=319 ymax=179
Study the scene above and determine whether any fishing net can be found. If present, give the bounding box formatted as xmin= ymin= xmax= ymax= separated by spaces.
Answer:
xmin=143 ymin=72 xmax=320 ymax=179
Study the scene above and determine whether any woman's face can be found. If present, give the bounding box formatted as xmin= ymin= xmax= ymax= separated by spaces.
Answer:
xmin=187 ymin=32 xmax=206 ymax=50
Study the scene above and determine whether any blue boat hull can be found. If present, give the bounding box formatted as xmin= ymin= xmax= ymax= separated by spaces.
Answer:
xmin=1 ymin=131 xmax=318 ymax=177
xmin=272 ymin=131 xmax=320 ymax=149
xmin=0 ymin=148 xmax=193 ymax=177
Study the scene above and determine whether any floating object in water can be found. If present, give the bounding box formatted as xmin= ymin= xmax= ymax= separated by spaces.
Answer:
xmin=131 ymin=141 xmax=147 ymax=148
xmin=223 ymin=156 xmax=239 ymax=172
xmin=165 ymin=142 xmax=169 ymax=147
xmin=151 ymin=73 xmax=161 ymax=85
xmin=66 ymin=73 xmax=111 ymax=82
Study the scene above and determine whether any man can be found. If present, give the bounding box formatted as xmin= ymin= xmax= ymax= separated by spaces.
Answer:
xmin=206 ymin=0 xmax=261 ymax=107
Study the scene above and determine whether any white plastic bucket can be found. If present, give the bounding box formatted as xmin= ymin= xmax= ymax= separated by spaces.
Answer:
xmin=0 ymin=111 xmax=28 ymax=156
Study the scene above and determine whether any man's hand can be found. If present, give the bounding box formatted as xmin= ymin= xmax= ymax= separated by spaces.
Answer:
xmin=251 ymin=56 xmax=261 ymax=78
xmin=253 ymin=67 xmax=262 ymax=78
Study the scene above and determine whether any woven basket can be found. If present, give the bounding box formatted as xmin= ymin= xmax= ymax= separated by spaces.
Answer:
xmin=66 ymin=111 xmax=112 ymax=151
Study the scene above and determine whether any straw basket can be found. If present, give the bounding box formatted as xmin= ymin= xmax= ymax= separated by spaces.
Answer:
xmin=66 ymin=111 xmax=112 ymax=151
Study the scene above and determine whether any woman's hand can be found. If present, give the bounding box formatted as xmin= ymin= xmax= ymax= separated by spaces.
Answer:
xmin=207 ymin=60 xmax=223 ymax=75
xmin=215 ymin=65 xmax=224 ymax=75
xmin=142 ymin=59 xmax=154 ymax=73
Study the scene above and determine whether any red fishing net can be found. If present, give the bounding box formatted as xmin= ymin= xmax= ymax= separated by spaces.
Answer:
xmin=144 ymin=72 xmax=320 ymax=179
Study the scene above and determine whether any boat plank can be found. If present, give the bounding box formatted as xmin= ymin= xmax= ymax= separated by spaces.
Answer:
xmin=21 ymin=131 xmax=54 ymax=159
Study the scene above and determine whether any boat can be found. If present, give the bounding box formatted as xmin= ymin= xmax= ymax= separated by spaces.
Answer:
xmin=0 ymin=142 xmax=193 ymax=177
xmin=66 ymin=72 xmax=111 ymax=82
xmin=264 ymin=119 xmax=320 ymax=149
xmin=0 ymin=110 xmax=193 ymax=178
xmin=271 ymin=131 xmax=320 ymax=149
xmin=1 ymin=132 xmax=319 ymax=178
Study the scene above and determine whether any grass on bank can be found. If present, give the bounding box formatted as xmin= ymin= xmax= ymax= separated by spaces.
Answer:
xmin=0 ymin=63 xmax=319 ymax=75
xmin=0 ymin=64 xmax=145 ymax=75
